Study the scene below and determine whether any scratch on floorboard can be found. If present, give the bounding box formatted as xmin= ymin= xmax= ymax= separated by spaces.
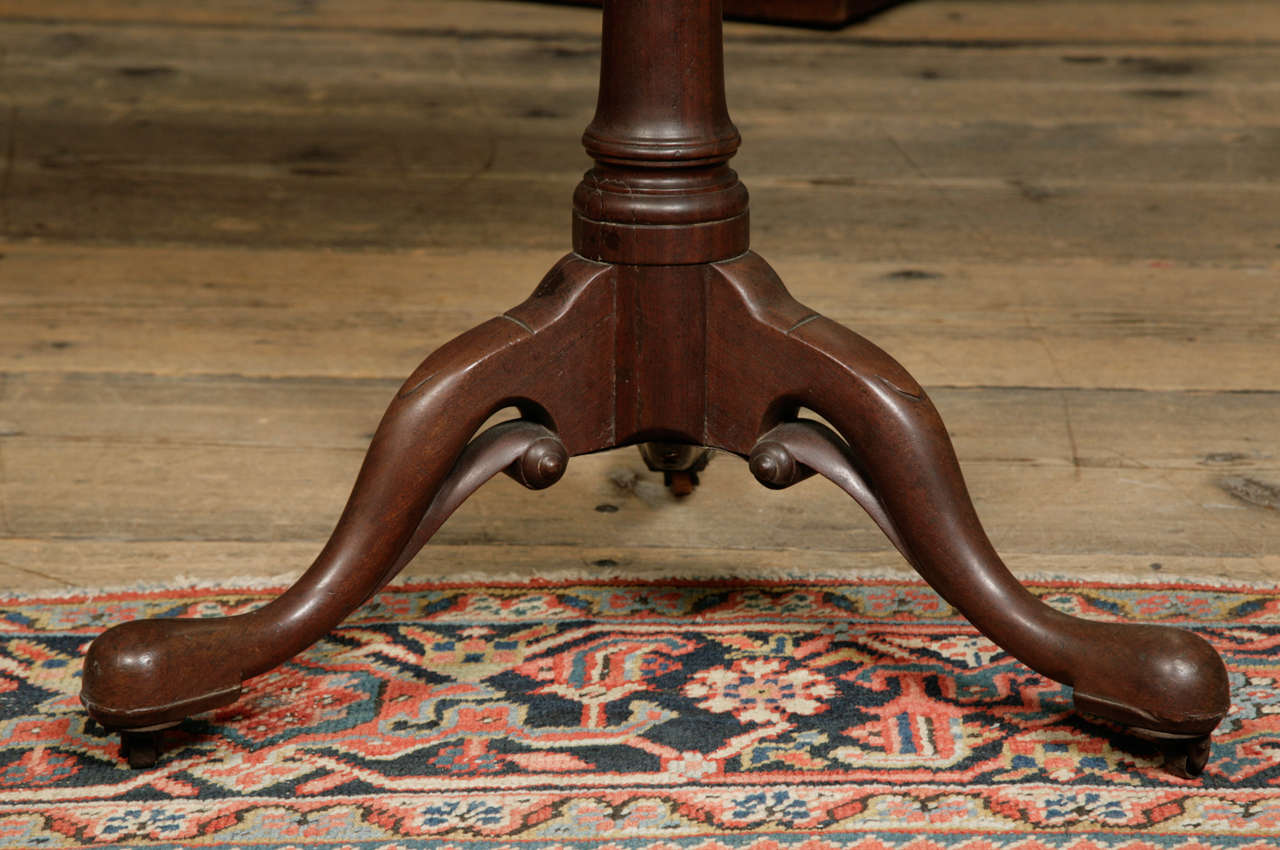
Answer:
xmin=878 ymin=124 xmax=995 ymax=254
xmin=0 ymin=561 xmax=78 ymax=588
xmin=1060 ymin=392 xmax=1082 ymax=477
xmin=1219 ymin=476 xmax=1280 ymax=511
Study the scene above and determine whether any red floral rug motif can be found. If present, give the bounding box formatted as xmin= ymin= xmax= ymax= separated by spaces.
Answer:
xmin=1 ymin=576 xmax=1278 ymax=848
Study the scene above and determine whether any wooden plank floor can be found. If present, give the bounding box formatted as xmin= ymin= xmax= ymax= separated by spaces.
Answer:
xmin=0 ymin=0 xmax=1276 ymax=593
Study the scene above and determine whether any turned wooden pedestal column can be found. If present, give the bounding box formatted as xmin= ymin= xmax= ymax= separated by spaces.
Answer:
xmin=81 ymin=0 xmax=1230 ymax=776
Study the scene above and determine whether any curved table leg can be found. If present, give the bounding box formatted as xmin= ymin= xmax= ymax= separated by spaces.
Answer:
xmin=81 ymin=255 xmax=615 ymax=767
xmin=711 ymin=253 xmax=1230 ymax=777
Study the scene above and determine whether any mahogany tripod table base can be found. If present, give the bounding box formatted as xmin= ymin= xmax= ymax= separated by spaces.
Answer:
xmin=80 ymin=0 xmax=1229 ymax=777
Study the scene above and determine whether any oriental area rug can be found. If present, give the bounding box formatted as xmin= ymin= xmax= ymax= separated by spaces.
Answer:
xmin=1 ymin=574 xmax=1278 ymax=848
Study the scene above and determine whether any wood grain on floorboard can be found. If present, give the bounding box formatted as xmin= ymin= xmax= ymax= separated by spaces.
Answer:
xmin=2 ymin=248 xmax=1276 ymax=390
xmin=0 ymin=0 xmax=1275 ymax=592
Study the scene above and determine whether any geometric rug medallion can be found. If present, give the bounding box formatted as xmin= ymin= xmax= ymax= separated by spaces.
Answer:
xmin=2 ymin=576 xmax=1278 ymax=848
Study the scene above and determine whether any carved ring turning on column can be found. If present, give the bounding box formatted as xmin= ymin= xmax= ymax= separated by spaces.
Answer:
xmin=81 ymin=0 xmax=1230 ymax=776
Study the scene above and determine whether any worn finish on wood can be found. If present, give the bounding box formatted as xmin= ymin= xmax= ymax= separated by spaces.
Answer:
xmin=2 ymin=3 xmax=1273 ymax=587
xmin=77 ymin=0 xmax=1232 ymax=775
xmin=4 ymin=13 xmax=1280 ymax=260
xmin=3 ymin=0 xmax=1278 ymax=43
xmin=4 ymin=247 xmax=1278 ymax=392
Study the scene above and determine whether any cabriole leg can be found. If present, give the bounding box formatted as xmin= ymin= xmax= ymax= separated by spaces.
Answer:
xmin=81 ymin=256 xmax=616 ymax=766
xmin=710 ymin=253 xmax=1230 ymax=775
